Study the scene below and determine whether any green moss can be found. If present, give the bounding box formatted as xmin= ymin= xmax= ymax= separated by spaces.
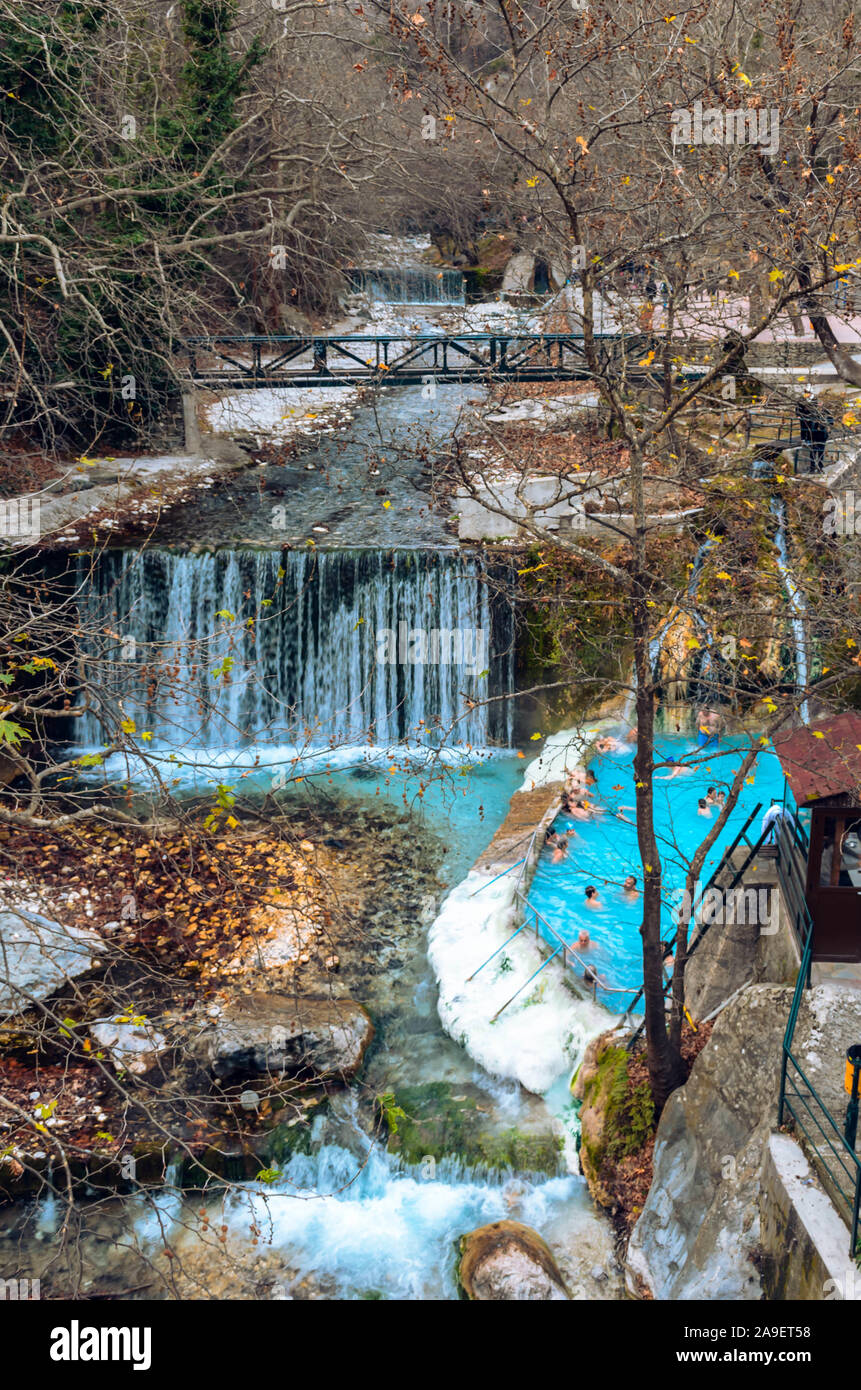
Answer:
xmin=611 ymin=1078 xmax=655 ymax=1159
xmin=378 ymin=1081 xmax=563 ymax=1175
xmin=581 ymin=1044 xmax=655 ymax=1176
xmin=464 ymin=265 xmax=503 ymax=300
xmin=263 ymin=1116 xmax=317 ymax=1165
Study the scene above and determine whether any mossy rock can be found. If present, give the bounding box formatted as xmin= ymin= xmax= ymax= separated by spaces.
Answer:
xmin=377 ymin=1081 xmax=562 ymax=1175
xmin=464 ymin=266 xmax=503 ymax=300
xmin=577 ymin=1033 xmax=654 ymax=1209
xmin=178 ymin=1098 xmax=323 ymax=1187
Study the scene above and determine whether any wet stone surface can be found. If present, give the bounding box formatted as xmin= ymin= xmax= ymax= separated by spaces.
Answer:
xmin=148 ymin=385 xmax=482 ymax=549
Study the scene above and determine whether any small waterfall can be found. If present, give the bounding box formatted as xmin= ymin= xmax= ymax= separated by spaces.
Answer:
xmin=751 ymin=458 xmax=810 ymax=722
xmin=348 ymin=267 xmax=465 ymax=305
xmin=618 ymin=539 xmax=717 ymax=730
xmin=771 ymin=499 xmax=810 ymax=722
xmin=686 ymin=539 xmax=717 ymax=703
xmin=75 ymin=549 xmax=514 ymax=751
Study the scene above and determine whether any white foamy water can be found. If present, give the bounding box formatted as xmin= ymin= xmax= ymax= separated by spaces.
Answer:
xmin=428 ymin=868 xmax=613 ymax=1098
xmin=519 ymin=723 xmax=614 ymax=788
xmin=154 ymin=1125 xmax=615 ymax=1300
xmin=74 ymin=548 xmax=514 ymax=752
xmin=72 ymin=739 xmax=509 ymax=789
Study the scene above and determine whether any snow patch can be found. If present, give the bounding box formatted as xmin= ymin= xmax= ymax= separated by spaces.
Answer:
xmin=203 ymin=386 xmax=359 ymax=446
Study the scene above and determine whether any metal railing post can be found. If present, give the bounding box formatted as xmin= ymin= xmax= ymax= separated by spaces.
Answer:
xmin=777 ymin=1049 xmax=788 ymax=1127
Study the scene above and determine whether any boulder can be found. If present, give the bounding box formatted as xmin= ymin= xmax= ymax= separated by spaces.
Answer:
xmin=627 ymin=981 xmax=861 ymax=1300
xmin=89 ymin=1017 xmax=168 ymax=1077
xmin=0 ymin=908 xmax=105 ymax=1018
xmin=200 ymin=992 xmax=373 ymax=1083
xmin=573 ymin=1030 xmax=629 ymax=1209
xmin=221 ymin=903 xmax=322 ymax=980
xmin=458 ymin=1220 xmax=570 ymax=1300
xmin=500 ymin=252 xmax=535 ymax=297
xmin=626 ymin=984 xmax=790 ymax=1300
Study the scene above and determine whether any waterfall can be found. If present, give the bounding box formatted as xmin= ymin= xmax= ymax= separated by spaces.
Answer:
xmin=771 ymin=500 xmax=811 ymax=722
xmin=751 ymin=459 xmax=810 ymax=722
xmin=348 ymin=268 xmax=465 ymax=305
xmin=618 ymin=538 xmax=717 ymax=728
xmin=75 ymin=549 xmax=514 ymax=752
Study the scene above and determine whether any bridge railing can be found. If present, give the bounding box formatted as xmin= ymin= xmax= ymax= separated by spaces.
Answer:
xmin=181 ymin=330 xmax=658 ymax=386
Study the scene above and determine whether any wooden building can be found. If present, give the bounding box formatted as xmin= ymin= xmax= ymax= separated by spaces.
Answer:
xmin=773 ymin=712 xmax=861 ymax=963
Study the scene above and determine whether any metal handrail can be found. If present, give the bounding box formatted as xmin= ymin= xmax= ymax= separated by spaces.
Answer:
xmin=512 ymin=887 xmax=638 ymax=996
xmin=777 ymin=866 xmax=861 ymax=1257
xmin=622 ymin=802 xmax=765 ymax=1031
xmin=464 ymin=815 xmax=562 ymax=990
xmin=480 ymin=886 xmax=639 ymax=1020
xmin=468 ymin=856 xmax=527 ymax=899
xmin=513 ymin=822 xmax=543 ymax=897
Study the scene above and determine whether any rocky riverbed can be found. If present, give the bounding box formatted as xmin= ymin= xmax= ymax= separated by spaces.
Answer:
xmin=0 ymin=777 xmax=624 ymax=1301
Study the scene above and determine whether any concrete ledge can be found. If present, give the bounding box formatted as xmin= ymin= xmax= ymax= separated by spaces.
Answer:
xmin=474 ymin=783 xmax=563 ymax=881
xmin=28 ymin=438 xmax=251 ymax=548
xmin=760 ymin=1132 xmax=861 ymax=1299
xmin=454 ymin=480 xmax=702 ymax=542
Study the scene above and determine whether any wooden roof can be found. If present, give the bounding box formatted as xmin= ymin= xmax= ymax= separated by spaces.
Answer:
xmin=772 ymin=712 xmax=861 ymax=808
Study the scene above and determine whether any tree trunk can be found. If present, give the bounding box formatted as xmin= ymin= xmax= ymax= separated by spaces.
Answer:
xmin=629 ymin=445 xmax=686 ymax=1112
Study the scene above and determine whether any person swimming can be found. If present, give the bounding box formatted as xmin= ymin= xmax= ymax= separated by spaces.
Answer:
xmin=622 ymin=874 xmax=639 ymax=900
xmin=697 ymin=797 xmax=712 ymax=818
xmin=568 ymin=800 xmax=592 ymax=821
xmin=551 ymin=836 xmax=570 ymax=864
xmin=584 ymin=885 xmax=603 ymax=908
xmin=595 ymin=736 xmax=622 ymax=753
xmin=577 ymin=929 xmax=591 ymax=949
xmin=655 ymin=758 xmax=691 ymax=780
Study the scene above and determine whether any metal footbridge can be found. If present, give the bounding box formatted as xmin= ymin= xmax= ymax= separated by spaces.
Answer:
xmin=182 ymin=331 xmax=659 ymax=389
xmin=181 ymin=333 xmax=859 ymax=459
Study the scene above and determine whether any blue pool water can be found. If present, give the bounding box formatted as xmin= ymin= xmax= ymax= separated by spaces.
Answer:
xmin=527 ymin=733 xmax=796 ymax=1012
xmin=101 ymin=741 xmax=526 ymax=888
xmin=288 ymin=751 xmax=526 ymax=881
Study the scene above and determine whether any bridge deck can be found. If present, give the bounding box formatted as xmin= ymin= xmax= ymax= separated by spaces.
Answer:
xmin=182 ymin=331 xmax=662 ymax=389
xmin=179 ymin=333 xmax=857 ymax=459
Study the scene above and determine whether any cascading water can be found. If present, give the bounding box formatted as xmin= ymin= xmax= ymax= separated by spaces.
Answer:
xmin=348 ymin=267 xmax=465 ymax=306
xmin=75 ymin=548 xmax=514 ymax=753
xmin=771 ymin=499 xmax=810 ymax=722
xmin=618 ymin=538 xmax=715 ymax=727
xmin=751 ymin=458 xmax=810 ymax=722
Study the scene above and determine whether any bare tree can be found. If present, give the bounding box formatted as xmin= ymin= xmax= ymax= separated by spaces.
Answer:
xmin=370 ymin=0 xmax=861 ymax=1105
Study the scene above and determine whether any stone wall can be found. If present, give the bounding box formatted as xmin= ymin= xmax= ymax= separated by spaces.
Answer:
xmin=626 ymin=982 xmax=861 ymax=1299
xmin=684 ymin=849 xmax=801 ymax=1021
xmin=760 ymin=1134 xmax=861 ymax=1300
xmin=454 ymin=478 xmax=700 ymax=543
